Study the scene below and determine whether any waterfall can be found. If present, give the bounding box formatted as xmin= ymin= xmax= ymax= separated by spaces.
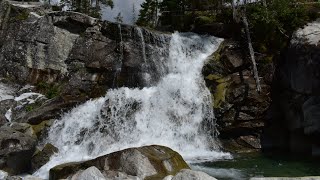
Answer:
xmin=135 ymin=27 xmax=147 ymax=63
xmin=34 ymin=32 xmax=231 ymax=179
xmin=113 ymin=24 xmax=124 ymax=88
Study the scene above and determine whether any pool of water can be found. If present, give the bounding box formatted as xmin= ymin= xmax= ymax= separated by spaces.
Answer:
xmin=191 ymin=153 xmax=320 ymax=179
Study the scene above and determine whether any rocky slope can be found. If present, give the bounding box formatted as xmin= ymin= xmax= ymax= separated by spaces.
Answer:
xmin=203 ymin=40 xmax=272 ymax=153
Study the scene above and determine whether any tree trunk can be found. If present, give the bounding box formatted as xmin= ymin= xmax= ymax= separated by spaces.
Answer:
xmin=242 ymin=15 xmax=262 ymax=93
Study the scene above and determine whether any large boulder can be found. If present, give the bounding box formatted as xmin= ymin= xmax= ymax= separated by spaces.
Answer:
xmin=49 ymin=145 xmax=190 ymax=180
xmin=0 ymin=126 xmax=36 ymax=174
xmin=262 ymin=19 xmax=320 ymax=156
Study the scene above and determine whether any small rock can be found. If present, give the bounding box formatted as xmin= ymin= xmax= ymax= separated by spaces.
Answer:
xmin=22 ymin=175 xmax=44 ymax=180
xmin=172 ymin=169 xmax=217 ymax=180
xmin=0 ymin=170 xmax=8 ymax=179
xmin=71 ymin=166 xmax=105 ymax=180
xmin=237 ymin=136 xmax=261 ymax=149
xmin=104 ymin=170 xmax=140 ymax=180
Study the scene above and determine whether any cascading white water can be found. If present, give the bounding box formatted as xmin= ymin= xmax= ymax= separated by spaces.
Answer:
xmin=34 ymin=32 xmax=231 ymax=179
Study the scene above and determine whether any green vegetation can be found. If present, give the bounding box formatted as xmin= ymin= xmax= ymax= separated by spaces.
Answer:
xmin=36 ymin=82 xmax=61 ymax=99
xmin=245 ymin=0 xmax=317 ymax=54
xmin=25 ymin=104 xmax=35 ymax=112
xmin=137 ymin=0 xmax=320 ymax=56
xmin=10 ymin=7 xmax=30 ymax=22
xmin=137 ymin=0 xmax=159 ymax=27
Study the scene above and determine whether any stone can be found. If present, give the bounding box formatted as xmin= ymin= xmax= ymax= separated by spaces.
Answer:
xmin=71 ymin=166 xmax=105 ymax=180
xmin=0 ymin=170 xmax=8 ymax=179
xmin=163 ymin=175 xmax=174 ymax=180
xmin=171 ymin=169 xmax=217 ymax=180
xmin=22 ymin=175 xmax=44 ymax=180
xmin=104 ymin=170 xmax=140 ymax=180
xmin=31 ymin=143 xmax=58 ymax=172
xmin=118 ymin=149 xmax=157 ymax=178
xmin=203 ymin=40 xmax=271 ymax=152
xmin=49 ymin=145 xmax=189 ymax=180
xmin=8 ymin=122 xmax=37 ymax=138
xmin=5 ymin=176 xmax=22 ymax=180
xmin=0 ymin=99 xmax=15 ymax=125
xmin=292 ymin=18 xmax=320 ymax=46
xmin=12 ymin=96 xmax=80 ymax=125
xmin=263 ymin=19 xmax=320 ymax=157
xmin=0 ymin=126 xmax=36 ymax=174
xmin=0 ymin=1 xmax=170 ymax=96
xmin=236 ymin=136 xmax=261 ymax=149
xmin=10 ymin=93 xmax=47 ymax=123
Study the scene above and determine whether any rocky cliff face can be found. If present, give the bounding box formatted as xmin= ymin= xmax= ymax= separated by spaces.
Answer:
xmin=0 ymin=0 xmax=170 ymax=100
xmin=0 ymin=0 xmax=172 ymax=125
xmin=263 ymin=19 xmax=320 ymax=156
xmin=203 ymin=40 xmax=273 ymax=153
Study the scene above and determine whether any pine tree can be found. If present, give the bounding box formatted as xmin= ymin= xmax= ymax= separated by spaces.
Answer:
xmin=137 ymin=0 xmax=159 ymax=27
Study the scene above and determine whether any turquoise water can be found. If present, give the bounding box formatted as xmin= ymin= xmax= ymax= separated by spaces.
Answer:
xmin=192 ymin=153 xmax=320 ymax=179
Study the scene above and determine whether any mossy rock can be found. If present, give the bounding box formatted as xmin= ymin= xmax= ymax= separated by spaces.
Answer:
xmin=49 ymin=145 xmax=190 ymax=180
xmin=31 ymin=119 xmax=54 ymax=138
xmin=194 ymin=16 xmax=215 ymax=26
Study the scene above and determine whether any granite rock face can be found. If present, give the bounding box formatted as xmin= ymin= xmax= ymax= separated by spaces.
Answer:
xmin=0 ymin=0 xmax=171 ymax=126
xmin=262 ymin=19 xmax=320 ymax=156
xmin=0 ymin=2 xmax=170 ymax=92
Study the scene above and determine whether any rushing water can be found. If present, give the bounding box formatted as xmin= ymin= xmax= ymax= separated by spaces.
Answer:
xmin=34 ymin=32 xmax=231 ymax=179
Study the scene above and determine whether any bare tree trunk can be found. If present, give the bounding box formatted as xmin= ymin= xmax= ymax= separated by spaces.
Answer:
xmin=231 ymin=0 xmax=262 ymax=93
xmin=242 ymin=15 xmax=262 ymax=93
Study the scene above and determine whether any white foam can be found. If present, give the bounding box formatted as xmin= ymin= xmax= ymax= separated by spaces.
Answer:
xmin=0 ymin=83 xmax=15 ymax=101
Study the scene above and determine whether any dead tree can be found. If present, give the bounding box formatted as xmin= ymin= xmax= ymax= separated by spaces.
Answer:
xmin=232 ymin=0 xmax=262 ymax=93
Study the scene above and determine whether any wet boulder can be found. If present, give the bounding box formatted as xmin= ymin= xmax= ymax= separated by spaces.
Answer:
xmin=31 ymin=143 xmax=58 ymax=172
xmin=0 ymin=126 xmax=36 ymax=174
xmin=49 ymin=145 xmax=189 ymax=180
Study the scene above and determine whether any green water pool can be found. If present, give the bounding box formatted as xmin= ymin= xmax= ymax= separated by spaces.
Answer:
xmin=191 ymin=153 xmax=320 ymax=179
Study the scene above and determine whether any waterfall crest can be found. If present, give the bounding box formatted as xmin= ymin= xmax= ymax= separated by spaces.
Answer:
xmin=34 ymin=32 xmax=231 ymax=179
